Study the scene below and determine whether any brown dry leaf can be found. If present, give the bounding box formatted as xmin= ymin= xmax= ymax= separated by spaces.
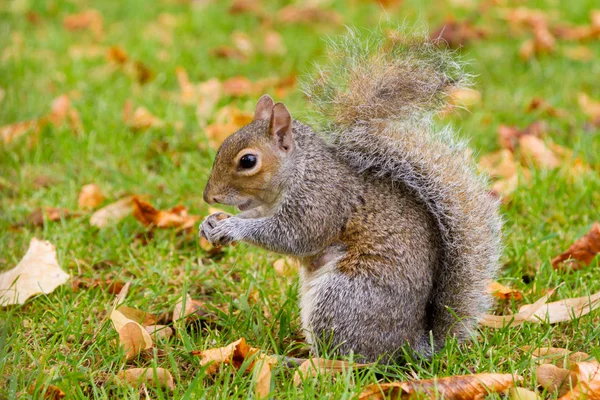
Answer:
xmin=488 ymin=281 xmax=523 ymax=301
xmin=449 ymin=88 xmax=481 ymax=109
xmin=518 ymin=135 xmax=561 ymax=169
xmin=508 ymin=387 xmax=541 ymax=399
xmin=526 ymin=97 xmax=568 ymax=118
xmin=263 ymin=31 xmax=286 ymax=56
xmin=90 ymin=196 xmax=134 ymax=228
xmin=0 ymin=238 xmax=69 ymax=306
xmin=519 ymin=290 xmax=600 ymax=324
xmin=273 ymin=257 xmax=299 ymax=276
xmin=480 ymin=288 xmax=555 ymax=328
xmin=71 ymin=277 xmax=126 ymax=295
xmin=498 ymin=122 xmax=545 ymax=152
xmin=116 ymin=367 xmax=175 ymax=390
xmin=571 ymin=361 xmax=600 ymax=383
xmin=176 ymin=66 xmax=197 ymax=105
xmin=144 ymin=325 xmax=173 ymax=340
xmin=205 ymin=106 xmax=253 ymax=149
xmin=231 ymin=31 xmax=254 ymax=57
xmin=253 ymin=353 xmax=277 ymax=399
xmin=106 ymin=46 xmax=128 ymax=65
xmin=522 ymin=346 xmax=591 ymax=365
xmin=552 ymin=223 xmax=600 ymax=270
xmin=172 ymin=293 xmax=207 ymax=322
xmin=78 ymin=183 xmax=105 ymax=209
xmin=358 ymin=373 xmax=522 ymax=399
xmin=293 ymin=358 xmax=370 ymax=386
xmin=196 ymin=78 xmax=223 ymax=123
xmin=578 ymin=93 xmax=600 ymax=127
xmin=192 ymin=337 xmax=257 ymax=375
xmin=478 ymin=149 xmax=522 ymax=198
xmin=110 ymin=309 xmax=153 ymax=360
xmin=211 ymin=46 xmax=247 ymax=61
xmin=125 ymin=106 xmax=163 ymax=131
xmin=132 ymin=197 xmax=200 ymax=230
xmin=229 ymin=0 xmax=263 ymax=16
xmin=430 ymin=19 xmax=486 ymax=48
xmin=117 ymin=305 xmax=158 ymax=326
xmin=559 ymin=379 xmax=600 ymax=399
xmin=63 ymin=9 xmax=103 ymax=39
xmin=28 ymin=384 xmax=66 ymax=399
xmin=25 ymin=207 xmax=75 ymax=227
xmin=223 ymin=76 xmax=255 ymax=97
xmin=537 ymin=364 xmax=576 ymax=397
xmin=278 ymin=5 xmax=342 ymax=25
xmin=0 ymin=120 xmax=38 ymax=144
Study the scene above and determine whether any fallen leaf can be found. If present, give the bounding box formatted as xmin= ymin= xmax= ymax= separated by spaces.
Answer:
xmin=71 ymin=277 xmax=125 ymax=294
xmin=522 ymin=346 xmax=591 ymax=365
xmin=559 ymin=379 xmax=600 ymax=399
xmin=273 ymin=257 xmax=298 ymax=276
xmin=430 ymin=19 xmax=486 ymax=48
xmin=0 ymin=120 xmax=38 ymax=144
xmin=253 ymin=353 xmax=277 ymax=399
xmin=518 ymin=135 xmax=561 ymax=169
xmin=231 ymin=31 xmax=254 ymax=57
xmin=293 ymin=358 xmax=370 ymax=386
xmin=117 ymin=305 xmax=158 ymax=326
xmin=78 ymin=183 xmax=105 ymax=209
xmin=144 ymin=325 xmax=173 ymax=340
xmin=63 ymin=9 xmax=103 ymax=39
xmin=552 ymin=223 xmax=600 ymax=270
xmin=358 ymin=373 xmax=522 ymax=399
xmin=0 ymin=238 xmax=69 ymax=306
xmin=210 ymin=46 xmax=247 ymax=61
xmin=106 ymin=46 xmax=128 ymax=65
xmin=110 ymin=309 xmax=153 ymax=360
xmin=571 ymin=361 xmax=600 ymax=383
xmin=176 ymin=66 xmax=197 ymax=104
xmin=25 ymin=207 xmax=75 ymax=227
xmin=90 ymin=196 xmax=134 ymax=228
xmin=578 ymin=93 xmax=600 ymax=127
xmin=488 ymin=281 xmax=523 ymax=301
xmin=526 ymin=97 xmax=568 ymax=118
xmin=28 ymin=384 xmax=66 ymax=399
xmin=126 ymin=107 xmax=163 ymax=131
xmin=537 ymin=364 xmax=575 ymax=397
xmin=196 ymin=78 xmax=223 ymax=123
xmin=205 ymin=106 xmax=253 ymax=148
xmin=192 ymin=337 xmax=257 ymax=375
xmin=498 ymin=122 xmax=545 ymax=152
xmin=172 ymin=293 xmax=207 ymax=323
xmin=132 ymin=197 xmax=200 ymax=230
xmin=263 ymin=31 xmax=286 ymax=56
xmin=223 ymin=76 xmax=255 ymax=97
xmin=508 ymin=387 xmax=540 ymax=400
xmin=480 ymin=288 xmax=555 ymax=328
xmin=116 ymin=367 xmax=174 ymax=390
xmin=519 ymin=290 xmax=600 ymax=324
xmin=277 ymin=5 xmax=342 ymax=25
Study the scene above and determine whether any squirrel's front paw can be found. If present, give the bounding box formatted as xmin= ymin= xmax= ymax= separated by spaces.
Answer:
xmin=199 ymin=212 xmax=240 ymax=246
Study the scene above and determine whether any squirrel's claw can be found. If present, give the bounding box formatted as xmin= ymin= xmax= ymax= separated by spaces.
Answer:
xmin=200 ymin=212 xmax=237 ymax=246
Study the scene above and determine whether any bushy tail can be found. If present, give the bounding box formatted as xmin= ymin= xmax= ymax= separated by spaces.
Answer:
xmin=302 ymin=27 xmax=502 ymax=348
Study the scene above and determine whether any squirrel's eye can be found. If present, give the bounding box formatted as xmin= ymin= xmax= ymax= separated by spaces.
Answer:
xmin=239 ymin=154 xmax=257 ymax=169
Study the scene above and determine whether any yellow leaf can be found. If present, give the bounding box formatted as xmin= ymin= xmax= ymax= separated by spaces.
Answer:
xmin=116 ymin=367 xmax=175 ymax=390
xmin=90 ymin=196 xmax=134 ymax=228
xmin=78 ymin=183 xmax=105 ymax=209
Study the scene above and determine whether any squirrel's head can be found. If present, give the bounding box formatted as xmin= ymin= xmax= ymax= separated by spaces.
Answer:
xmin=203 ymin=94 xmax=294 ymax=212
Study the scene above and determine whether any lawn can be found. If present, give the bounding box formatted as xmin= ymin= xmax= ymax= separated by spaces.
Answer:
xmin=1 ymin=0 xmax=600 ymax=398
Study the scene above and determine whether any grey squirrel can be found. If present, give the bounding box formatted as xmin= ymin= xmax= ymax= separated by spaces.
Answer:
xmin=199 ymin=28 xmax=502 ymax=362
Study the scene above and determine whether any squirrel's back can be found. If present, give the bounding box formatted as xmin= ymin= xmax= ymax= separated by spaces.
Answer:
xmin=302 ymin=27 xmax=502 ymax=348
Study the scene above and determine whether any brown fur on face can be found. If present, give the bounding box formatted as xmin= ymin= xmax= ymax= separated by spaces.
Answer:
xmin=203 ymin=119 xmax=290 ymax=211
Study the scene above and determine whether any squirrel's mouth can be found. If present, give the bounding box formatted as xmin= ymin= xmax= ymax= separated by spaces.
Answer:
xmin=237 ymin=199 xmax=253 ymax=211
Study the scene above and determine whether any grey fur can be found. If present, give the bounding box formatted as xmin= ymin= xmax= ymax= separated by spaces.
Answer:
xmin=200 ymin=28 xmax=501 ymax=363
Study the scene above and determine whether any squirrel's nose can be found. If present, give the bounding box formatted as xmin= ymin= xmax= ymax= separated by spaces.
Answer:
xmin=203 ymin=187 xmax=216 ymax=205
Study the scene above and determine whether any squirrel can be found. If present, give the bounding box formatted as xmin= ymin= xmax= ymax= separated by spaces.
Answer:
xmin=200 ymin=28 xmax=502 ymax=363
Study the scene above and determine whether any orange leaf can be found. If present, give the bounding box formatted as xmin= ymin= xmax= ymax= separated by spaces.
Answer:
xmin=488 ymin=281 xmax=523 ymax=301
xmin=78 ymin=183 xmax=105 ymax=209
xmin=192 ymin=338 xmax=258 ymax=375
xmin=518 ymin=135 xmax=561 ymax=169
xmin=359 ymin=373 xmax=522 ymax=399
xmin=63 ymin=9 xmax=103 ymax=39
xmin=132 ymin=197 xmax=200 ymax=230
xmin=552 ymin=223 xmax=600 ymax=270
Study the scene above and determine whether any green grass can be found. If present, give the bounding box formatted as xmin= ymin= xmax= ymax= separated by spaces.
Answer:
xmin=1 ymin=0 xmax=600 ymax=398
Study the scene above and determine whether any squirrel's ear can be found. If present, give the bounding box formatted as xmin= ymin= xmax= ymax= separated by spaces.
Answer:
xmin=254 ymin=94 xmax=274 ymax=121
xmin=269 ymin=102 xmax=293 ymax=152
